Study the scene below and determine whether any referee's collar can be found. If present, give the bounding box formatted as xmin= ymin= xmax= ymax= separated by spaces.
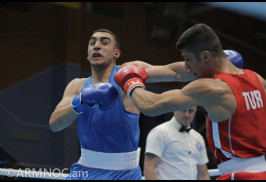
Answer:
xmin=170 ymin=116 xmax=190 ymax=130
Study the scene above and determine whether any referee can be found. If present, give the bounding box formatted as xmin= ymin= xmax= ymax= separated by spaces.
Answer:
xmin=144 ymin=107 xmax=210 ymax=180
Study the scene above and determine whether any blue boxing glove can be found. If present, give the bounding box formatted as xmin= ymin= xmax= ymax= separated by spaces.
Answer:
xmin=72 ymin=92 xmax=88 ymax=114
xmin=71 ymin=82 xmax=119 ymax=114
xmin=224 ymin=50 xmax=244 ymax=68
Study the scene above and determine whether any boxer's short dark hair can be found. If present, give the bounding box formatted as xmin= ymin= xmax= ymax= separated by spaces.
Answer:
xmin=92 ymin=29 xmax=120 ymax=49
xmin=176 ymin=23 xmax=224 ymax=60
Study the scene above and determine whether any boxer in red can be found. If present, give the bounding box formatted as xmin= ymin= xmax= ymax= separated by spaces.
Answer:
xmin=115 ymin=23 xmax=266 ymax=180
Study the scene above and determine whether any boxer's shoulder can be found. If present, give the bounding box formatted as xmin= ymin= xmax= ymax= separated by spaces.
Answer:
xmin=65 ymin=78 xmax=88 ymax=95
xmin=183 ymin=78 xmax=220 ymax=93
xmin=181 ymin=78 xmax=231 ymax=104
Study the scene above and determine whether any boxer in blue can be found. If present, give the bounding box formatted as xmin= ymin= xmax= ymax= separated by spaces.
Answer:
xmin=49 ymin=29 xmax=142 ymax=180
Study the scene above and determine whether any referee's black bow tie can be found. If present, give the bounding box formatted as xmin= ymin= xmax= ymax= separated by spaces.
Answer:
xmin=179 ymin=126 xmax=191 ymax=133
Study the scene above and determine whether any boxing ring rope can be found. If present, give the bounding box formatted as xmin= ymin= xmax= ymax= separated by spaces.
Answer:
xmin=0 ymin=168 xmax=220 ymax=179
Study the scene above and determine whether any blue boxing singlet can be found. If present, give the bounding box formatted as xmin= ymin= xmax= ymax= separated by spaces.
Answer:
xmin=66 ymin=65 xmax=142 ymax=180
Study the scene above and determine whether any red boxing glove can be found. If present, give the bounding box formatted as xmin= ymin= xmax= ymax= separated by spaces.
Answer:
xmin=114 ymin=64 xmax=149 ymax=98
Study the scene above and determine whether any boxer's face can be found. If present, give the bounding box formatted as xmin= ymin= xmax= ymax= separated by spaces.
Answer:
xmin=174 ymin=107 xmax=197 ymax=127
xmin=182 ymin=50 xmax=209 ymax=78
xmin=87 ymin=32 xmax=120 ymax=68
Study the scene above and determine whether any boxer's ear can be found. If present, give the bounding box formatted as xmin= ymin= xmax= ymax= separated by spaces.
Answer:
xmin=201 ymin=51 xmax=211 ymax=64
xmin=114 ymin=49 xmax=121 ymax=59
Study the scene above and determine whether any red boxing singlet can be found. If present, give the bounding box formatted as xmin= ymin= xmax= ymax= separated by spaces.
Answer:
xmin=204 ymin=69 xmax=266 ymax=165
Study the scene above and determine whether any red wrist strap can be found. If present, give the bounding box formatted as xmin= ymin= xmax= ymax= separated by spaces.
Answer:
xmin=124 ymin=78 xmax=145 ymax=98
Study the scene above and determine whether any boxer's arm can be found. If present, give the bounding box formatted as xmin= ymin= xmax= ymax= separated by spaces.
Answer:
xmin=120 ymin=50 xmax=242 ymax=84
xmin=129 ymin=81 xmax=201 ymax=116
xmin=119 ymin=60 xmax=153 ymax=69
xmin=115 ymin=64 xmax=198 ymax=110
xmin=120 ymin=60 xmax=196 ymax=83
xmin=144 ymin=153 xmax=160 ymax=180
xmin=130 ymin=87 xmax=193 ymax=116
xmin=115 ymin=64 xmax=232 ymax=120
xmin=130 ymin=79 xmax=225 ymax=119
xmin=145 ymin=50 xmax=243 ymax=82
xmin=197 ymin=164 xmax=210 ymax=180
xmin=145 ymin=62 xmax=196 ymax=83
xmin=49 ymin=78 xmax=84 ymax=132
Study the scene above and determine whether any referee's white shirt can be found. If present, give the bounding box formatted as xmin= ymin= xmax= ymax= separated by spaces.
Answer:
xmin=145 ymin=116 xmax=209 ymax=180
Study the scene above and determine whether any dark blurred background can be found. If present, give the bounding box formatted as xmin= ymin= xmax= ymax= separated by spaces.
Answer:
xmin=0 ymin=2 xmax=265 ymax=179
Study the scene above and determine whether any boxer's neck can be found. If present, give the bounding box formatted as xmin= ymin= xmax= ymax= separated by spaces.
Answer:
xmin=213 ymin=58 xmax=244 ymax=76
xmin=91 ymin=64 xmax=116 ymax=84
